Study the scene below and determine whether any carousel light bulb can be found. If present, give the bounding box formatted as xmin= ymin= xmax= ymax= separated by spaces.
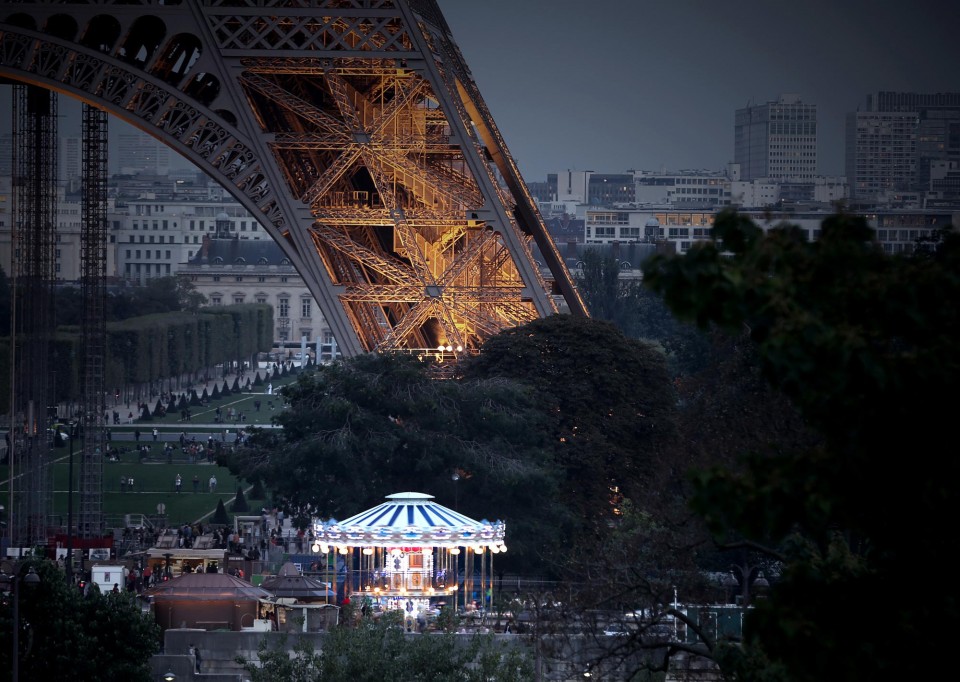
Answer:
xmin=445 ymin=345 xmax=453 ymax=352
xmin=450 ymin=548 xmax=461 ymax=555
xmin=490 ymin=545 xmax=500 ymax=554
xmin=437 ymin=345 xmax=445 ymax=351
xmin=338 ymin=546 xmax=349 ymax=554
xmin=474 ymin=544 xmax=485 ymax=553
xmin=362 ymin=547 xmax=374 ymax=555
xmin=499 ymin=544 xmax=507 ymax=553
xmin=456 ymin=345 xmax=463 ymax=352
xmin=311 ymin=543 xmax=320 ymax=553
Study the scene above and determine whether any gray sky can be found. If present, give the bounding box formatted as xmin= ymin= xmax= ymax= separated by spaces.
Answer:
xmin=439 ymin=0 xmax=959 ymax=180
xmin=2 ymin=1 xmax=955 ymax=182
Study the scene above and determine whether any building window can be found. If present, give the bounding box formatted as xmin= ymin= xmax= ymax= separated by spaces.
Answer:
xmin=234 ymin=296 xmax=244 ymax=305
xmin=256 ymin=296 xmax=267 ymax=304
xmin=211 ymin=296 xmax=221 ymax=305
xmin=278 ymin=298 xmax=290 ymax=318
xmin=301 ymin=299 xmax=311 ymax=318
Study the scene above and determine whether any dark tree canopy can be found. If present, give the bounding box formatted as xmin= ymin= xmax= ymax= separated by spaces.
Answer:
xmin=223 ymin=352 xmax=560 ymax=571
xmin=0 ymin=560 xmax=160 ymax=681
xmin=463 ymin=314 xmax=679 ymax=527
xmin=643 ymin=210 xmax=960 ymax=681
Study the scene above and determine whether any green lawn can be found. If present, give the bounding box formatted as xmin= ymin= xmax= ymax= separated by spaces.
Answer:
xmin=1 ymin=370 xmax=304 ymax=528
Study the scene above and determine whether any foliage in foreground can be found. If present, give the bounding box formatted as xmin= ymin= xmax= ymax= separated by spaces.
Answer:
xmin=242 ymin=612 xmax=532 ymax=682
xmin=643 ymin=210 xmax=960 ymax=681
xmin=0 ymin=559 xmax=160 ymax=682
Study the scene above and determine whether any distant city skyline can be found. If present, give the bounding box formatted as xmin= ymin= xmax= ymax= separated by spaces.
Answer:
xmin=1 ymin=1 xmax=957 ymax=183
xmin=439 ymin=0 xmax=959 ymax=180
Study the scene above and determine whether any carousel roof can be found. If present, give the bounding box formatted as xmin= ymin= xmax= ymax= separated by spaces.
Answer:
xmin=314 ymin=492 xmax=506 ymax=548
xmin=260 ymin=562 xmax=336 ymax=600
xmin=145 ymin=571 xmax=273 ymax=601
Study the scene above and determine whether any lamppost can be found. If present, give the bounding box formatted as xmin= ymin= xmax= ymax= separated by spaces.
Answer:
xmin=729 ymin=562 xmax=770 ymax=607
xmin=1 ymin=563 xmax=42 ymax=682
xmin=65 ymin=421 xmax=79 ymax=586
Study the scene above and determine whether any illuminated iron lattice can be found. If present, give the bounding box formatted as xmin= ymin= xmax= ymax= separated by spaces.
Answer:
xmin=0 ymin=0 xmax=587 ymax=356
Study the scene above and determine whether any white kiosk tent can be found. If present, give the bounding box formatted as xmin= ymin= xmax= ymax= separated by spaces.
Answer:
xmin=311 ymin=492 xmax=506 ymax=618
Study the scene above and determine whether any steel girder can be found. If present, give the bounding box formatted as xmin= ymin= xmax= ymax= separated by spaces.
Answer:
xmin=0 ymin=0 xmax=587 ymax=356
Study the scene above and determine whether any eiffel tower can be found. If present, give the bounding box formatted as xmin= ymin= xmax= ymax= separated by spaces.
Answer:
xmin=0 ymin=0 xmax=587 ymax=358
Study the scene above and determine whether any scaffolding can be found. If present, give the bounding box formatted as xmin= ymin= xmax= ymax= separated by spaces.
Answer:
xmin=78 ymin=103 xmax=108 ymax=538
xmin=9 ymin=85 xmax=58 ymax=547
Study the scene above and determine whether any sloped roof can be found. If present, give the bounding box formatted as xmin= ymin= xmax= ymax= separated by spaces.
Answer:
xmin=315 ymin=492 xmax=506 ymax=548
xmin=145 ymin=571 xmax=272 ymax=601
xmin=260 ymin=562 xmax=336 ymax=600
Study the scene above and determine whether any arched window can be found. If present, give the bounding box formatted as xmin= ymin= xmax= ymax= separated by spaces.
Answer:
xmin=184 ymin=73 xmax=221 ymax=107
xmin=80 ymin=15 xmax=122 ymax=53
xmin=152 ymin=33 xmax=202 ymax=86
xmin=44 ymin=14 xmax=79 ymax=41
xmin=118 ymin=16 xmax=166 ymax=68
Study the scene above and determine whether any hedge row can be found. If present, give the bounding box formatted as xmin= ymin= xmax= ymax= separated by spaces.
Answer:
xmin=0 ymin=304 xmax=273 ymax=412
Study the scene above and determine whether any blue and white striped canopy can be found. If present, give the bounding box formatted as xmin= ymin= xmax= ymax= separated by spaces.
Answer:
xmin=314 ymin=492 xmax=506 ymax=548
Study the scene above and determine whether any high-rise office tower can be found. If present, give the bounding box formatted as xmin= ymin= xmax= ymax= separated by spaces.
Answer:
xmin=734 ymin=94 xmax=818 ymax=182
xmin=846 ymin=92 xmax=960 ymax=200
xmin=115 ymin=130 xmax=171 ymax=175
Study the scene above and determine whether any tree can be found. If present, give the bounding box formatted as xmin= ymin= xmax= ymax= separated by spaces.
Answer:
xmin=211 ymin=498 xmax=231 ymax=526
xmin=222 ymin=352 xmax=561 ymax=572
xmin=462 ymin=315 xmax=679 ymax=532
xmin=575 ymin=248 xmax=647 ymax=338
xmin=642 ymin=210 xmax=960 ymax=680
xmin=0 ymin=559 xmax=159 ymax=681
xmin=242 ymin=612 xmax=533 ymax=681
xmin=233 ymin=486 xmax=249 ymax=512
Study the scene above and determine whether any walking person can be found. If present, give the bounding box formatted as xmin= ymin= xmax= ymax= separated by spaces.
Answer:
xmin=175 ymin=473 xmax=182 ymax=493
xmin=152 ymin=427 xmax=158 ymax=442
xmin=190 ymin=644 xmax=202 ymax=673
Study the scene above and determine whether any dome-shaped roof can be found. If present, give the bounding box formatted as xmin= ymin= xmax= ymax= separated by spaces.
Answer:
xmin=216 ymin=211 xmax=230 ymax=220
xmin=316 ymin=492 xmax=505 ymax=548
xmin=261 ymin=562 xmax=336 ymax=600
xmin=145 ymin=571 xmax=272 ymax=601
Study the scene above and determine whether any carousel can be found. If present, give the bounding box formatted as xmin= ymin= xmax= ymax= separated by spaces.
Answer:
xmin=310 ymin=492 xmax=506 ymax=620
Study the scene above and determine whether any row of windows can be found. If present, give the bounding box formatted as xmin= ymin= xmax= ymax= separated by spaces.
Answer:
xmin=132 ymin=220 xmax=172 ymax=230
xmin=187 ymin=220 xmax=258 ymax=231
xmin=126 ymin=249 xmax=172 ymax=259
xmin=124 ymin=263 xmax=172 ymax=275
xmin=208 ymin=275 xmax=290 ymax=283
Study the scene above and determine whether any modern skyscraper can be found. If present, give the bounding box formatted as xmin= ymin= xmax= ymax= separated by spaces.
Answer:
xmin=845 ymin=110 xmax=917 ymax=201
xmin=115 ymin=130 xmax=171 ymax=175
xmin=734 ymin=94 xmax=818 ymax=182
xmin=846 ymin=92 xmax=960 ymax=200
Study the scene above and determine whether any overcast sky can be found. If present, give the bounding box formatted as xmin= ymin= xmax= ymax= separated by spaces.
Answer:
xmin=438 ymin=0 xmax=959 ymax=180
xmin=2 ymin=1 xmax=956 ymax=182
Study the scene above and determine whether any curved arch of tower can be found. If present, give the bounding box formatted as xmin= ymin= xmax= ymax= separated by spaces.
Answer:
xmin=0 ymin=0 xmax=587 ymax=357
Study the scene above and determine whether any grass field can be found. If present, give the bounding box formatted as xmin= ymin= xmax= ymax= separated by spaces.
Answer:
xmin=1 ymin=370 xmax=303 ymax=529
